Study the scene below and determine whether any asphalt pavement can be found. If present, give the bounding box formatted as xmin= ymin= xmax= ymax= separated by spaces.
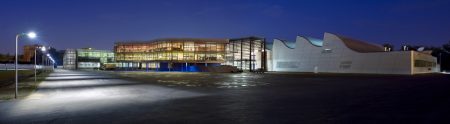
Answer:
xmin=1 ymin=69 xmax=450 ymax=124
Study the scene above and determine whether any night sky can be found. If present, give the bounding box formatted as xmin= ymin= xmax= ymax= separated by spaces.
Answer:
xmin=1 ymin=0 xmax=450 ymax=54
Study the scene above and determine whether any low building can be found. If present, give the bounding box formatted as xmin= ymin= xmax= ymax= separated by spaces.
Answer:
xmin=63 ymin=49 xmax=76 ymax=69
xmin=114 ymin=37 xmax=266 ymax=72
xmin=268 ymin=32 xmax=438 ymax=74
xmin=21 ymin=44 xmax=46 ymax=63
xmin=63 ymin=48 xmax=114 ymax=69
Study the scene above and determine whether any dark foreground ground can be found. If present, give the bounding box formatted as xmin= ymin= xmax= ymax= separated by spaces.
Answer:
xmin=1 ymin=69 xmax=450 ymax=124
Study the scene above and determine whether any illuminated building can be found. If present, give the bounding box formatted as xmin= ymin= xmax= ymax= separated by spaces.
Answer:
xmin=269 ymin=32 xmax=438 ymax=74
xmin=63 ymin=48 xmax=114 ymax=69
xmin=225 ymin=37 xmax=266 ymax=71
xmin=115 ymin=37 xmax=266 ymax=71
xmin=63 ymin=49 xmax=76 ymax=69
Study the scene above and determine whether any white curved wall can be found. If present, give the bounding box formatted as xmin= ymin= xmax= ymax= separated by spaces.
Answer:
xmin=271 ymin=33 xmax=437 ymax=74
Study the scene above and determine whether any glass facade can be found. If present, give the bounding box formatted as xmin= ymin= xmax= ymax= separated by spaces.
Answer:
xmin=225 ymin=37 xmax=265 ymax=71
xmin=77 ymin=49 xmax=115 ymax=63
xmin=63 ymin=48 xmax=115 ymax=69
xmin=115 ymin=38 xmax=266 ymax=71
xmin=115 ymin=39 xmax=226 ymax=62
xmin=63 ymin=49 xmax=77 ymax=69
xmin=76 ymin=48 xmax=115 ymax=69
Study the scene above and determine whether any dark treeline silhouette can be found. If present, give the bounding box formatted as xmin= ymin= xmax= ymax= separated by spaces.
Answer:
xmin=0 ymin=47 xmax=65 ymax=65
xmin=0 ymin=54 xmax=32 ymax=64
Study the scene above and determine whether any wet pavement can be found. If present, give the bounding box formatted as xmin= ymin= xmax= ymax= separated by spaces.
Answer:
xmin=1 ymin=69 xmax=450 ymax=123
xmin=117 ymin=71 xmax=271 ymax=88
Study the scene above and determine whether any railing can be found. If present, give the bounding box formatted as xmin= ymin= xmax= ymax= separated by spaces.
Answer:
xmin=0 ymin=64 xmax=53 ymax=70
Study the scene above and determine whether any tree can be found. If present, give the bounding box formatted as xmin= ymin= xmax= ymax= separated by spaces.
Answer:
xmin=382 ymin=43 xmax=394 ymax=51
xmin=443 ymin=41 xmax=450 ymax=52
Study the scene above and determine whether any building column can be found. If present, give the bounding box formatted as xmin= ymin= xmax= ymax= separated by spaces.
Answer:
xmin=250 ymin=39 xmax=252 ymax=71
xmin=240 ymin=40 xmax=243 ymax=70
xmin=128 ymin=62 xmax=131 ymax=71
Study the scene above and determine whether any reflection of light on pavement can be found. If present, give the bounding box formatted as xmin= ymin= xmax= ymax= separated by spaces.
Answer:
xmin=215 ymin=73 xmax=268 ymax=88
xmin=26 ymin=93 xmax=45 ymax=100
xmin=442 ymin=71 xmax=449 ymax=74
xmin=4 ymin=69 xmax=207 ymax=119
xmin=7 ymin=85 xmax=205 ymax=118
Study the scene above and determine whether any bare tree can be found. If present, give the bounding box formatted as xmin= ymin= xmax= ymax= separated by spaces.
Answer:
xmin=443 ymin=41 xmax=450 ymax=52
xmin=382 ymin=43 xmax=394 ymax=51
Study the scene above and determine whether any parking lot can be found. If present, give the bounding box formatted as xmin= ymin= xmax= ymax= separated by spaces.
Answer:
xmin=1 ymin=70 xmax=450 ymax=123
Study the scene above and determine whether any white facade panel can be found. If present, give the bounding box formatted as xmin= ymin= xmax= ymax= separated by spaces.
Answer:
xmin=270 ymin=33 xmax=437 ymax=75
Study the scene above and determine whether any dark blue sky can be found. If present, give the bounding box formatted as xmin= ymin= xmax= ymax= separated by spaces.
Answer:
xmin=1 ymin=0 xmax=450 ymax=53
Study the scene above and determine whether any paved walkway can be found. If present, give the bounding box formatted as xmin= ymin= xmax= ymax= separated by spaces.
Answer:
xmin=0 ymin=69 xmax=204 ymax=123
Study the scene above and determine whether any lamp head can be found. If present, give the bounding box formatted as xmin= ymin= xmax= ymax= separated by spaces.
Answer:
xmin=27 ymin=32 xmax=37 ymax=38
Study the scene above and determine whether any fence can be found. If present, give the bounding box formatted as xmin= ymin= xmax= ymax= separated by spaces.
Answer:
xmin=0 ymin=64 xmax=53 ymax=70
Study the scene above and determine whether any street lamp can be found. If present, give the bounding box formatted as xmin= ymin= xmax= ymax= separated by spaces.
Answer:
xmin=41 ymin=46 xmax=46 ymax=72
xmin=15 ymin=32 xmax=37 ymax=99
xmin=34 ymin=46 xmax=45 ymax=83
xmin=45 ymin=53 xmax=55 ymax=71
xmin=41 ymin=46 xmax=46 ymax=52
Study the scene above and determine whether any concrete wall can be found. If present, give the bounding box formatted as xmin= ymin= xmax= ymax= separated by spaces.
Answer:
xmin=270 ymin=33 xmax=437 ymax=75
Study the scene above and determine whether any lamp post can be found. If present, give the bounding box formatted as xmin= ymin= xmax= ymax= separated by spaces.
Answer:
xmin=34 ymin=47 xmax=36 ymax=83
xmin=46 ymin=53 xmax=50 ymax=72
xmin=440 ymin=52 xmax=442 ymax=72
xmin=34 ymin=46 xmax=46 ymax=83
xmin=15 ymin=32 xmax=36 ymax=99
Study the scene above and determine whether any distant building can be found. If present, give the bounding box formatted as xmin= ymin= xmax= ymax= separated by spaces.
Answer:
xmin=63 ymin=48 xmax=114 ymax=69
xmin=21 ymin=44 xmax=42 ymax=63
xmin=63 ymin=49 xmax=76 ymax=69
xmin=268 ymin=32 xmax=438 ymax=74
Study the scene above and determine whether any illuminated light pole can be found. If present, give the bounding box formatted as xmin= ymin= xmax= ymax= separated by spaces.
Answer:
xmin=46 ymin=53 xmax=53 ymax=72
xmin=440 ymin=52 xmax=442 ymax=72
xmin=46 ymin=54 xmax=49 ymax=72
xmin=15 ymin=32 xmax=36 ymax=99
xmin=41 ymin=46 xmax=46 ymax=72
xmin=34 ymin=46 xmax=37 ymax=83
xmin=35 ymin=46 xmax=46 ymax=83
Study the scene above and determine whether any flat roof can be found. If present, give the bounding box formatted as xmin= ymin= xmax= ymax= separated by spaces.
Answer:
xmin=116 ymin=38 xmax=229 ymax=44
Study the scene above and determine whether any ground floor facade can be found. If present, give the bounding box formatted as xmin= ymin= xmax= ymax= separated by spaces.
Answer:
xmin=115 ymin=61 xmax=222 ymax=72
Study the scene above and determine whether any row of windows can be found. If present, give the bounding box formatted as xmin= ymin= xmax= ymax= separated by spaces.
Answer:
xmin=414 ymin=60 xmax=436 ymax=67
xmin=115 ymin=42 xmax=225 ymax=53
xmin=115 ymin=52 xmax=225 ymax=61
xmin=77 ymin=51 xmax=114 ymax=58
